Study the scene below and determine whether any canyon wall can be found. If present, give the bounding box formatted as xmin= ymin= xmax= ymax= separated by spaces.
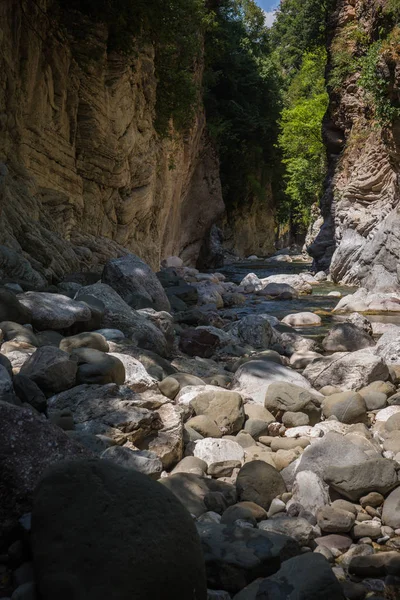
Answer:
xmin=309 ymin=0 xmax=400 ymax=290
xmin=0 ymin=0 xmax=226 ymax=284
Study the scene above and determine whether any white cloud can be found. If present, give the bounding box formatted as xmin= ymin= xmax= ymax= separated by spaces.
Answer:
xmin=263 ymin=10 xmax=277 ymax=27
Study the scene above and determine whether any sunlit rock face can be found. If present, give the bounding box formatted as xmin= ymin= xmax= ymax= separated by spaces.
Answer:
xmin=310 ymin=0 xmax=400 ymax=290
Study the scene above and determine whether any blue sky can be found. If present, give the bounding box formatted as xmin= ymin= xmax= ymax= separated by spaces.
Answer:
xmin=255 ymin=0 xmax=280 ymax=27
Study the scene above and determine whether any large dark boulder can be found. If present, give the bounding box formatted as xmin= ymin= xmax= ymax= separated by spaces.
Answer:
xmin=102 ymin=254 xmax=171 ymax=312
xmin=31 ymin=459 xmax=207 ymax=600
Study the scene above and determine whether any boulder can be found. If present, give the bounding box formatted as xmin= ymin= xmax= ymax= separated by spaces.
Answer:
xmin=344 ymin=313 xmax=373 ymax=335
xmin=261 ymin=274 xmax=312 ymax=295
xmin=76 ymin=284 xmax=169 ymax=357
xmin=31 ymin=459 xmax=207 ymax=600
xmin=0 ymin=402 xmax=90 ymax=535
xmin=382 ymin=486 xmax=400 ymax=529
xmin=187 ymin=415 xmax=222 ymax=438
xmin=288 ymin=471 xmax=330 ymax=514
xmin=303 ymin=349 xmax=389 ymax=391
xmin=48 ymin=383 xmax=161 ymax=444
xmin=234 ymin=553 xmax=346 ymax=600
xmin=324 ymin=457 xmax=399 ymax=501
xmin=171 ymin=456 xmax=208 ymax=477
xmin=101 ymin=446 xmax=163 ymax=480
xmin=161 ymin=473 xmax=236 ymax=517
xmin=59 ymin=332 xmax=109 ymax=353
xmin=322 ymin=391 xmax=367 ymax=424
xmin=17 ymin=292 xmax=91 ymax=330
xmin=146 ymin=402 xmax=183 ymax=469
xmin=240 ymin=273 xmax=263 ymax=291
xmin=197 ymin=523 xmax=300 ymax=594
xmin=194 ymin=439 xmax=244 ymax=470
xmin=258 ymin=517 xmax=315 ymax=546
xmin=264 ymin=383 xmax=321 ymax=424
xmin=102 ymin=254 xmax=170 ymax=311
xmin=0 ymin=321 xmax=38 ymax=345
xmin=232 ymin=360 xmax=311 ymax=405
xmin=0 ymin=288 xmax=32 ymax=324
xmin=179 ymin=328 xmax=220 ymax=358
xmin=322 ymin=323 xmax=375 ymax=353
xmin=71 ymin=348 xmax=125 ymax=386
xmin=333 ymin=288 xmax=400 ymax=313
xmin=349 ymin=552 xmax=400 ymax=578
xmin=260 ymin=283 xmax=298 ymax=298
xmin=316 ymin=506 xmax=355 ymax=533
xmin=296 ymin=432 xmax=371 ymax=480
xmin=236 ymin=461 xmax=286 ymax=510
xmin=190 ymin=390 xmax=245 ymax=435
xmin=375 ymin=331 xmax=400 ymax=364
xmin=229 ymin=315 xmax=279 ymax=349
xmin=108 ymin=352 xmax=156 ymax=392
xmin=13 ymin=374 xmax=47 ymax=413
xmin=20 ymin=346 xmax=77 ymax=395
xmin=281 ymin=312 xmax=321 ymax=327
xmin=221 ymin=502 xmax=268 ymax=525
xmin=0 ymin=362 xmax=17 ymax=404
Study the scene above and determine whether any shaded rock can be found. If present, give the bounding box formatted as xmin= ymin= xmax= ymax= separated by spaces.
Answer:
xmin=360 ymin=391 xmax=387 ymax=410
xmin=260 ymin=282 xmax=298 ymax=298
xmin=32 ymin=459 xmax=206 ymax=600
xmin=147 ymin=402 xmax=183 ymax=469
xmin=322 ymin=391 xmax=367 ymax=424
xmin=0 ymin=288 xmax=32 ymax=324
xmin=101 ymin=446 xmax=162 ymax=480
xmin=18 ymin=292 xmax=91 ymax=330
xmin=324 ymin=458 xmax=399 ymax=501
xmin=13 ymin=374 xmax=47 ymax=413
xmin=179 ymin=328 xmax=220 ymax=358
xmin=349 ymin=552 xmax=400 ymax=577
xmin=261 ymin=274 xmax=313 ymax=295
xmin=236 ymin=461 xmax=286 ymax=510
xmin=232 ymin=360 xmax=311 ymax=406
xmin=48 ymin=383 xmax=161 ymax=444
xmin=382 ymin=486 xmax=400 ymax=529
xmin=0 ymin=402 xmax=90 ymax=536
xmin=102 ymin=254 xmax=170 ymax=311
xmin=76 ymin=284 xmax=169 ymax=357
xmin=0 ymin=321 xmax=38 ymax=346
xmin=20 ymin=346 xmax=77 ymax=395
xmin=385 ymin=412 xmax=400 ymax=431
xmin=198 ymin=522 xmax=300 ymax=594
xmin=159 ymin=373 xmax=205 ymax=399
xmin=72 ymin=348 xmax=125 ymax=386
xmin=161 ymin=473 xmax=236 ymax=517
xmin=289 ymin=351 xmax=322 ymax=369
xmin=191 ymin=390 xmax=245 ymax=435
xmin=0 ymin=362 xmax=17 ymax=404
xmin=221 ymin=502 xmax=268 ymax=526
xmin=303 ymin=349 xmax=389 ymax=391
xmin=234 ymin=553 xmax=346 ymax=600
xmin=322 ymin=323 xmax=375 ymax=352
xmin=258 ymin=517 xmax=315 ymax=546
xmin=282 ymin=411 xmax=309 ymax=427
xmin=171 ymin=456 xmax=208 ymax=477
xmin=352 ymin=520 xmax=381 ymax=539
xmin=59 ymin=332 xmax=109 ymax=353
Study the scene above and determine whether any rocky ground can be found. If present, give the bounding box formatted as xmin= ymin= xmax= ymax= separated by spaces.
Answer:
xmin=1 ymin=251 xmax=400 ymax=599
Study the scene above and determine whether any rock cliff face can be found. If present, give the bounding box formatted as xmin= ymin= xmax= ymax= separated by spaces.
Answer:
xmin=0 ymin=0 xmax=225 ymax=283
xmin=310 ymin=0 xmax=400 ymax=290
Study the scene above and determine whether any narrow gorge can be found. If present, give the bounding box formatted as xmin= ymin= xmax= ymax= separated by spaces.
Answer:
xmin=2 ymin=1 xmax=400 ymax=600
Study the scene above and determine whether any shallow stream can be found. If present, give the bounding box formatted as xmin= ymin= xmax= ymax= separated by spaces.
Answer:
xmin=219 ymin=259 xmax=400 ymax=342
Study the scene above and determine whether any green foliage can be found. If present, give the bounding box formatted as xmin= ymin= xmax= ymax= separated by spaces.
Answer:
xmin=204 ymin=0 xmax=282 ymax=210
xmin=359 ymin=38 xmax=400 ymax=126
xmin=384 ymin=0 xmax=400 ymax=17
xmin=58 ymin=0 xmax=208 ymax=135
xmin=277 ymin=49 xmax=329 ymax=226
xmin=271 ymin=0 xmax=335 ymax=74
xmin=328 ymin=24 xmax=366 ymax=92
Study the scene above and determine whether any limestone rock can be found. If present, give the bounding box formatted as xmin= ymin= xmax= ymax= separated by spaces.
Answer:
xmin=324 ymin=457 xmax=399 ymax=501
xmin=232 ymin=360 xmax=311 ymax=405
xmin=281 ymin=312 xmax=321 ymax=327
xmin=101 ymin=446 xmax=163 ymax=480
xmin=48 ymin=383 xmax=161 ymax=444
xmin=76 ymin=284 xmax=169 ymax=357
xmin=20 ymin=346 xmax=77 ymax=395
xmin=322 ymin=323 xmax=375 ymax=352
xmin=236 ymin=461 xmax=286 ymax=510
xmin=194 ymin=438 xmax=244 ymax=469
xmin=382 ymin=486 xmax=400 ymax=529
xmin=161 ymin=473 xmax=236 ymax=517
xmin=0 ymin=402 xmax=90 ymax=535
xmin=229 ymin=315 xmax=280 ymax=349
xmin=147 ymin=402 xmax=183 ymax=469
xmin=17 ymin=292 xmax=91 ymax=330
xmin=179 ymin=328 xmax=220 ymax=358
xmin=322 ymin=391 xmax=367 ymax=424
xmin=32 ymin=459 xmax=207 ymax=600
xmin=108 ymin=352 xmax=156 ymax=392
xmin=265 ymin=383 xmax=321 ymax=424
xmin=190 ymin=389 xmax=245 ymax=435
xmin=102 ymin=254 xmax=170 ymax=311
xmin=303 ymin=349 xmax=389 ymax=391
